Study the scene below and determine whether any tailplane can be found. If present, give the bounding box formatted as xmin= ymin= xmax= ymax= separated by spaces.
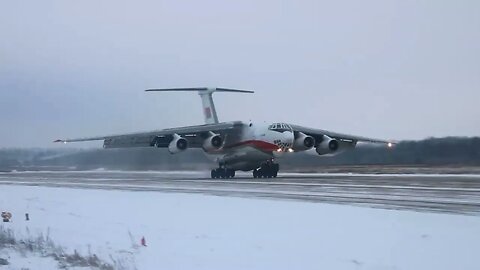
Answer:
xmin=145 ymin=87 xmax=254 ymax=124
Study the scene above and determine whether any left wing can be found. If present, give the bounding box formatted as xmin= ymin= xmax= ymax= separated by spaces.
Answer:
xmin=290 ymin=124 xmax=394 ymax=145
xmin=55 ymin=121 xmax=243 ymax=148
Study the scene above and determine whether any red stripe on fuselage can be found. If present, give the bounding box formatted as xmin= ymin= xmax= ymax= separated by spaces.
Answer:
xmin=225 ymin=140 xmax=279 ymax=152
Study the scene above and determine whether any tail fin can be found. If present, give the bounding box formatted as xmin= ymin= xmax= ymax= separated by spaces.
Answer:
xmin=145 ymin=87 xmax=254 ymax=124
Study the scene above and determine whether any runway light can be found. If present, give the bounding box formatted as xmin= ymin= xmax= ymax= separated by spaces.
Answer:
xmin=288 ymin=148 xmax=294 ymax=153
xmin=276 ymin=148 xmax=282 ymax=152
xmin=387 ymin=142 xmax=393 ymax=148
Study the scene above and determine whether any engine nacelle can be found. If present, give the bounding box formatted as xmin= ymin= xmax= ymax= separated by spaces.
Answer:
xmin=168 ymin=134 xmax=188 ymax=154
xmin=316 ymin=135 xmax=356 ymax=155
xmin=203 ymin=133 xmax=223 ymax=152
xmin=293 ymin=132 xmax=316 ymax=151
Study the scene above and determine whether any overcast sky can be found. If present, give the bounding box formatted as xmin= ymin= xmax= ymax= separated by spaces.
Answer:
xmin=1 ymin=0 xmax=479 ymax=148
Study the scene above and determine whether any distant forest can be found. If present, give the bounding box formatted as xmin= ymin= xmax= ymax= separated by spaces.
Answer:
xmin=1 ymin=137 xmax=480 ymax=171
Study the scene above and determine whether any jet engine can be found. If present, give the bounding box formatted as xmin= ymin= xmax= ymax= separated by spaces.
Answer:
xmin=293 ymin=132 xmax=315 ymax=151
xmin=203 ymin=132 xmax=223 ymax=152
xmin=315 ymin=135 xmax=356 ymax=155
xmin=168 ymin=134 xmax=188 ymax=154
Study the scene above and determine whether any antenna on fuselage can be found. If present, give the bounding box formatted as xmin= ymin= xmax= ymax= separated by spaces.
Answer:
xmin=145 ymin=87 xmax=254 ymax=124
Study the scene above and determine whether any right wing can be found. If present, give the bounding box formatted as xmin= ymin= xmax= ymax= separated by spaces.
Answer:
xmin=55 ymin=121 xmax=243 ymax=148
xmin=290 ymin=124 xmax=395 ymax=145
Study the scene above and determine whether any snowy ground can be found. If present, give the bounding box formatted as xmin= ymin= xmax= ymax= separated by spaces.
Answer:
xmin=0 ymin=185 xmax=479 ymax=269
xmin=0 ymin=249 xmax=60 ymax=270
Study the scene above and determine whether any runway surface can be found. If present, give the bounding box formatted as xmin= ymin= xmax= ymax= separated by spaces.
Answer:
xmin=1 ymin=170 xmax=480 ymax=215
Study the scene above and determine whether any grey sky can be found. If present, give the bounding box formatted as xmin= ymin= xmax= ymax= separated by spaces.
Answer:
xmin=1 ymin=0 xmax=479 ymax=148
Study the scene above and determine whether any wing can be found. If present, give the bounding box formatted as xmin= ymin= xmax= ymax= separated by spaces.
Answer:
xmin=290 ymin=124 xmax=394 ymax=145
xmin=55 ymin=121 xmax=244 ymax=148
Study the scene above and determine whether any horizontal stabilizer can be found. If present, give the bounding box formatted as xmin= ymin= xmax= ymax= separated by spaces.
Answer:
xmin=212 ymin=88 xmax=254 ymax=93
xmin=145 ymin=87 xmax=254 ymax=94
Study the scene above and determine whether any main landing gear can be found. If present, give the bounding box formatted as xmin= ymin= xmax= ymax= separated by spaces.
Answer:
xmin=211 ymin=168 xmax=236 ymax=179
xmin=253 ymin=163 xmax=279 ymax=178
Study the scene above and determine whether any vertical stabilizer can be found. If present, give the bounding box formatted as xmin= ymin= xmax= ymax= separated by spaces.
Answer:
xmin=199 ymin=88 xmax=219 ymax=124
xmin=145 ymin=87 xmax=254 ymax=124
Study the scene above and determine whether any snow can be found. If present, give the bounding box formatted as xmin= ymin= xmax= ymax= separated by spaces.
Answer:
xmin=0 ymin=185 xmax=479 ymax=270
xmin=0 ymin=250 xmax=59 ymax=270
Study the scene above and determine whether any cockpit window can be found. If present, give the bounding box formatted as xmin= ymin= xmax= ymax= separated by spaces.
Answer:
xmin=269 ymin=123 xmax=292 ymax=132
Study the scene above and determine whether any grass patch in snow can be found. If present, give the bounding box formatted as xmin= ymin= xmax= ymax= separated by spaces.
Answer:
xmin=0 ymin=225 xmax=131 ymax=269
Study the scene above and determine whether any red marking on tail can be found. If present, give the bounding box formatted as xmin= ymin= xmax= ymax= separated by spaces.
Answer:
xmin=204 ymin=107 xmax=212 ymax=119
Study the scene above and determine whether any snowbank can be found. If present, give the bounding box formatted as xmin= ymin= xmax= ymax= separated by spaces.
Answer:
xmin=0 ymin=185 xmax=479 ymax=269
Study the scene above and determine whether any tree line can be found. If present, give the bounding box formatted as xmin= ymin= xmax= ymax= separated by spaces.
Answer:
xmin=1 ymin=137 xmax=479 ymax=171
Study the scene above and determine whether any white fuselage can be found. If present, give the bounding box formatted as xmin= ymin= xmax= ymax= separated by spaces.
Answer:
xmin=204 ymin=122 xmax=295 ymax=171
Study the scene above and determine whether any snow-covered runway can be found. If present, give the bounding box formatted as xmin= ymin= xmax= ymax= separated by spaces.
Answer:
xmin=1 ymin=170 xmax=480 ymax=215
xmin=0 ymin=184 xmax=479 ymax=270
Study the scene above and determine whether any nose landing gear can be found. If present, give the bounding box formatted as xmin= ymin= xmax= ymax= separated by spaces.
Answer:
xmin=253 ymin=163 xmax=279 ymax=178
xmin=211 ymin=167 xmax=236 ymax=179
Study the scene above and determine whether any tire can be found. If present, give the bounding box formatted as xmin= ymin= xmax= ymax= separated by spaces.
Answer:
xmin=273 ymin=163 xmax=279 ymax=178
xmin=219 ymin=169 xmax=226 ymax=179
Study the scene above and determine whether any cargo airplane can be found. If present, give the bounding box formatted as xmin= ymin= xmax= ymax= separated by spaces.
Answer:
xmin=55 ymin=88 xmax=394 ymax=178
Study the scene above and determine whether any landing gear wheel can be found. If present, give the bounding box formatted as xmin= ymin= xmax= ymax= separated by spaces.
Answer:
xmin=211 ymin=169 xmax=224 ymax=179
xmin=227 ymin=169 xmax=236 ymax=178
xmin=273 ymin=163 xmax=279 ymax=178
xmin=219 ymin=169 xmax=227 ymax=179
xmin=212 ymin=168 xmax=236 ymax=179
xmin=253 ymin=162 xmax=279 ymax=179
